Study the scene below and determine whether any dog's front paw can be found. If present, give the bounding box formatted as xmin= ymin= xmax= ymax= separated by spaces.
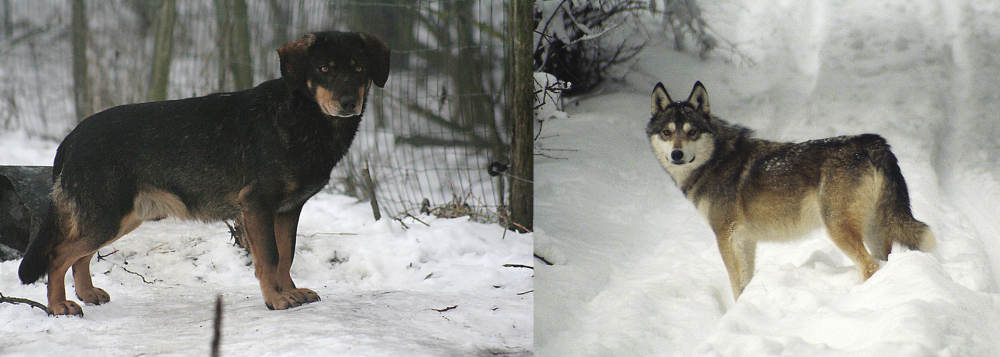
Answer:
xmin=76 ymin=287 xmax=110 ymax=305
xmin=47 ymin=300 xmax=84 ymax=316
xmin=264 ymin=288 xmax=321 ymax=310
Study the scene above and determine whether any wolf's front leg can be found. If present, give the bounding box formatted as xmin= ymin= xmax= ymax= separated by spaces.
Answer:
xmin=715 ymin=224 xmax=756 ymax=300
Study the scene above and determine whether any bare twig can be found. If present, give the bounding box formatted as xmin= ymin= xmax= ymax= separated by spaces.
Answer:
xmin=301 ymin=232 xmax=357 ymax=237
xmin=432 ymin=305 xmax=458 ymax=312
xmin=0 ymin=292 xmax=47 ymax=312
xmin=122 ymin=265 xmax=155 ymax=284
xmin=364 ymin=159 xmax=381 ymax=221
xmin=534 ymin=254 xmax=554 ymax=266
xmin=503 ymin=264 xmax=533 ymax=269
xmin=0 ymin=15 xmax=62 ymax=57
xmin=211 ymin=294 xmax=222 ymax=357
xmin=97 ymin=249 xmax=119 ymax=261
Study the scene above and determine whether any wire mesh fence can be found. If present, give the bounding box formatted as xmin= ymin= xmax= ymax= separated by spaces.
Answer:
xmin=0 ymin=0 xmax=510 ymax=223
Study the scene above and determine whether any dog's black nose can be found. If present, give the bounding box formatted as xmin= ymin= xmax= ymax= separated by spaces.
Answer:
xmin=671 ymin=150 xmax=684 ymax=162
xmin=339 ymin=94 xmax=358 ymax=111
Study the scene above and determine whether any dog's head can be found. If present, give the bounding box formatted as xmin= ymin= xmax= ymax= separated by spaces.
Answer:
xmin=279 ymin=31 xmax=390 ymax=117
xmin=647 ymin=81 xmax=716 ymax=177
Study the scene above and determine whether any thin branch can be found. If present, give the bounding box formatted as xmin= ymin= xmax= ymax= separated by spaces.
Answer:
xmin=0 ymin=292 xmax=47 ymax=312
xmin=123 ymin=265 xmax=155 ymax=284
xmin=0 ymin=15 xmax=62 ymax=57
xmin=431 ymin=305 xmax=458 ymax=312
xmin=534 ymin=254 xmax=554 ymax=266
xmin=503 ymin=264 xmax=533 ymax=269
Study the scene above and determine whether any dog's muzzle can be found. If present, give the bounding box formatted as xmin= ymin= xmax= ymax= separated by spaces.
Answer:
xmin=339 ymin=94 xmax=358 ymax=114
xmin=670 ymin=150 xmax=693 ymax=165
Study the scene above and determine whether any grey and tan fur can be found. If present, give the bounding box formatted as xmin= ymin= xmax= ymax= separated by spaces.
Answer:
xmin=647 ymin=81 xmax=935 ymax=299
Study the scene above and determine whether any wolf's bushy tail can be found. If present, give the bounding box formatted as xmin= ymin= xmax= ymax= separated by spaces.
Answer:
xmin=19 ymin=200 xmax=57 ymax=284
xmin=863 ymin=134 xmax=935 ymax=260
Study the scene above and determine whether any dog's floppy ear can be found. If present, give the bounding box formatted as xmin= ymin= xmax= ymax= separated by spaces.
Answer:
xmin=358 ymin=32 xmax=390 ymax=88
xmin=651 ymin=82 xmax=672 ymax=115
xmin=278 ymin=33 xmax=317 ymax=90
xmin=687 ymin=81 xmax=710 ymax=115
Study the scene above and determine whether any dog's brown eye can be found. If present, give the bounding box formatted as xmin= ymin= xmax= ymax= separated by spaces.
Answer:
xmin=687 ymin=129 xmax=697 ymax=136
xmin=662 ymin=129 xmax=672 ymax=136
xmin=355 ymin=65 xmax=363 ymax=72
xmin=319 ymin=65 xmax=330 ymax=73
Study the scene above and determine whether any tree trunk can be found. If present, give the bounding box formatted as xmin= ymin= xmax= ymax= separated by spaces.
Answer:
xmin=215 ymin=0 xmax=253 ymax=92
xmin=507 ymin=0 xmax=533 ymax=232
xmin=71 ymin=0 xmax=91 ymax=122
xmin=265 ymin=0 xmax=291 ymax=48
xmin=448 ymin=1 xmax=505 ymax=162
xmin=148 ymin=0 xmax=177 ymax=102
xmin=2 ymin=0 xmax=12 ymax=38
xmin=229 ymin=0 xmax=252 ymax=90
xmin=214 ymin=0 xmax=231 ymax=91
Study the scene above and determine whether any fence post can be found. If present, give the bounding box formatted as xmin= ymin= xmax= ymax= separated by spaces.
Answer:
xmin=507 ymin=0 xmax=533 ymax=233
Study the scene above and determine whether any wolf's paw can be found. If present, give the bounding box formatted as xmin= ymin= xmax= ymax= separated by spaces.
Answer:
xmin=264 ymin=288 xmax=321 ymax=310
xmin=76 ymin=287 xmax=110 ymax=305
xmin=47 ymin=300 xmax=84 ymax=316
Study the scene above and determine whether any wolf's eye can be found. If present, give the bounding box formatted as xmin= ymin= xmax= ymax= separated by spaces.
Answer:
xmin=687 ymin=129 xmax=697 ymax=136
xmin=355 ymin=65 xmax=364 ymax=72
xmin=662 ymin=129 xmax=672 ymax=136
xmin=319 ymin=65 xmax=330 ymax=73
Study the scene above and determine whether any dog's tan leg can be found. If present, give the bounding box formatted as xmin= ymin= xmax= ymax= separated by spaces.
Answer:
xmin=273 ymin=205 xmax=319 ymax=305
xmin=69 ymin=213 xmax=140 ymax=307
xmin=72 ymin=252 xmax=110 ymax=305
xmin=45 ymin=259 xmax=80 ymax=316
xmin=242 ymin=208 xmax=318 ymax=310
xmin=46 ymin=239 xmax=93 ymax=316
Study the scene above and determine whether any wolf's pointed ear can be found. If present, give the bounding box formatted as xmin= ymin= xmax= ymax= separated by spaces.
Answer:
xmin=279 ymin=33 xmax=317 ymax=90
xmin=687 ymin=81 xmax=710 ymax=115
xmin=651 ymin=82 xmax=672 ymax=115
xmin=359 ymin=32 xmax=390 ymax=88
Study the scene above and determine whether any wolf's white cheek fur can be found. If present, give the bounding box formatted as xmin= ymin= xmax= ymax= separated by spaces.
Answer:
xmin=650 ymin=134 xmax=713 ymax=186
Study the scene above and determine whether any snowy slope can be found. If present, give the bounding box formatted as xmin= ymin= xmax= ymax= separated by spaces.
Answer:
xmin=536 ymin=0 xmax=1000 ymax=355
xmin=0 ymin=131 xmax=533 ymax=356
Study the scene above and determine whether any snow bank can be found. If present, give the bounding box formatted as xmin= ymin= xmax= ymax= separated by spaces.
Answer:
xmin=536 ymin=0 xmax=1000 ymax=355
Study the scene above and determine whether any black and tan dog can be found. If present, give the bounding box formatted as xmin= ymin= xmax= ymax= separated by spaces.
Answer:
xmin=18 ymin=31 xmax=390 ymax=316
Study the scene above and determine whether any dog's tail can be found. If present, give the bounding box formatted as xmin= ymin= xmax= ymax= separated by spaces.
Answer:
xmin=864 ymin=134 xmax=935 ymax=260
xmin=19 ymin=200 xmax=58 ymax=284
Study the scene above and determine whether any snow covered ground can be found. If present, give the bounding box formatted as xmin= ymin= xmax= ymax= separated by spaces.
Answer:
xmin=535 ymin=0 xmax=1000 ymax=355
xmin=0 ymin=131 xmax=533 ymax=356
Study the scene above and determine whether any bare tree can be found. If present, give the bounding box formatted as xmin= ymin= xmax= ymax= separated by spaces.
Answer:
xmin=394 ymin=3 xmax=508 ymax=162
xmin=229 ymin=0 xmax=252 ymax=90
xmin=215 ymin=0 xmax=253 ymax=92
xmin=534 ymin=0 xmax=647 ymax=95
xmin=71 ymin=0 xmax=91 ymax=122
xmin=2 ymin=0 xmax=12 ymax=38
xmin=148 ymin=0 xmax=177 ymax=102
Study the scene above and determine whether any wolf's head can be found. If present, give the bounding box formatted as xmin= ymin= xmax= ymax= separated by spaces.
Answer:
xmin=646 ymin=81 xmax=717 ymax=183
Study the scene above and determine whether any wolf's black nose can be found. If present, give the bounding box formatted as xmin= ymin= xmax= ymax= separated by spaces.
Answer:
xmin=339 ymin=94 xmax=358 ymax=111
xmin=671 ymin=150 xmax=684 ymax=162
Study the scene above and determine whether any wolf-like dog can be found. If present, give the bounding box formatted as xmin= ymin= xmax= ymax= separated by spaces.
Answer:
xmin=647 ymin=81 xmax=935 ymax=299
xmin=18 ymin=31 xmax=390 ymax=316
